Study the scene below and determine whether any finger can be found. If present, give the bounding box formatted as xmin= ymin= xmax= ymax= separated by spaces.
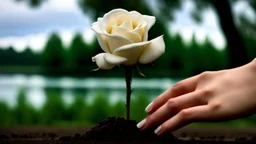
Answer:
xmin=155 ymin=105 xmax=211 ymax=135
xmin=146 ymin=75 xmax=199 ymax=114
xmin=141 ymin=90 xmax=207 ymax=130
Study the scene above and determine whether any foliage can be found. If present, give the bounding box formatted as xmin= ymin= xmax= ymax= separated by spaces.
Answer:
xmin=13 ymin=89 xmax=39 ymax=125
xmin=41 ymin=33 xmax=66 ymax=70
xmin=87 ymin=92 xmax=111 ymax=123
xmin=1 ymin=30 xmax=255 ymax=77
xmin=111 ymin=101 xmax=125 ymax=118
xmin=0 ymin=101 xmax=12 ymax=126
xmin=0 ymin=46 xmax=40 ymax=66
xmin=130 ymin=91 xmax=150 ymax=121
xmin=41 ymin=89 xmax=67 ymax=124
xmin=66 ymin=93 xmax=88 ymax=122
xmin=66 ymin=33 xmax=93 ymax=69
xmin=1 ymin=89 xmax=256 ymax=127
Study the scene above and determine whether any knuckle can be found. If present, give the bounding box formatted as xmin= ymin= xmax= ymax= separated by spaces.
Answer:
xmin=209 ymin=102 xmax=221 ymax=111
xmin=201 ymin=88 xmax=213 ymax=97
xmin=171 ymin=81 xmax=185 ymax=92
xmin=199 ymin=71 xmax=211 ymax=79
xmin=179 ymin=109 xmax=190 ymax=119
xmin=195 ymin=89 xmax=213 ymax=104
xmin=166 ymin=99 xmax=177 ymax=110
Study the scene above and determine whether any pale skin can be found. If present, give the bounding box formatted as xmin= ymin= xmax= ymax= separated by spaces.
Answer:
xmin=137 ymin=58 xmax=256 ymax=135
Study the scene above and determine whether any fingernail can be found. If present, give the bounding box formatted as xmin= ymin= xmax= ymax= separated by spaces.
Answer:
xmin=154 ymin=126 xmax=162 ymax=135
xmin=145 ymin=102 xmax=153 ymax=113
xmin=137 ymin=119 xmax=146 ymax=129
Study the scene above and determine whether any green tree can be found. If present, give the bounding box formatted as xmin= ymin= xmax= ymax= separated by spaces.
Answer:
xmin=244 ymin=35 xmax=256 ymax=60
xmin=0 ymin=46 xmax=40 ymax=66
xmin=0 ymin=47 xmax=16 ymax=66
xmin=41 ymin=90 xmax=66 ymax=125
xmin=66 ymin=93 xmax=88 ymax=123
xmin=21 ymin=47 xmax=40 ymax=66
xmin=111 ymin=101 xmax=125 ymax=117
xmin=0 ymin=101 xmax=12 ymax=126
xmin=201 ymin=38 xmax=229 ymax=71
xmin=238 ymin=14 xmax=256 ymax=61
xmin=168 ymin=34 xmax=187 ymax=77
xmin=67 ymin=33 xmax=92 ymax=69
xmin=13 ymin=89 xmax=38 ymax=125
xmin=41 ymin=33 xmax=66 ymax=69
xmin=82 ymin=0 xmax=254 ymax=68
xmin=19 ymin=0 xmax=255 ymax=68
xmin=130 ymin=91 xmax=149 ymax=122
xmin=88 ymin=92 xmax=111 ymax=124
xmin=190 ymin=0 xmax=251 ymax=68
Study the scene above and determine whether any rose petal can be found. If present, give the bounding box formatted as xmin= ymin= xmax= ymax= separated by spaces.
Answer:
xmin=131 ymin=24 xmax=146 ymax=40
xmin=101 ymin=9 xmax=129 ymax=33
xmin=142 ymin=15 xmax=156 ymax=41
xmin=92 ymin=23 xmax=132 ymax=53
xmin=115 ymin=13 xmax=141 ymax=28
xmin=129 ymin=11 xmax=141 ymax=16
xmin=97 ymin=17 xmax=103 ymax=22
xmin=113 ymin=41 xmax=151 ymax=65
xmin=106 ymin=35 xmax=132 ymax=53
xmin=92 ymin=53 xmax=127 ymax=70
xmin=91 ymin=23 xmax=110 ymax=53
xmin=120 ymin=20 xmax=133 ymax=30
xmin=111 ymin=26 xmax=142 ymax=43
xmin=139 ymin=35 xmax=165 ymax=64
xmin=104 ymin=53 xmax=128 ymax=65
xmin=130 ymin=11 xmax=155 ymax=41
xmin=92 ymin=53 xmax=115 ymax=70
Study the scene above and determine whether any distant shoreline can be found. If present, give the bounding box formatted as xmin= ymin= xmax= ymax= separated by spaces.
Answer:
xmin=0 ymin=66 xmax=177 ymax=78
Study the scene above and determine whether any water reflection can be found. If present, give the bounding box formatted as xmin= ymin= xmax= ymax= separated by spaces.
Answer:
xmin=0 ymin=74 xmax=177 ymax=108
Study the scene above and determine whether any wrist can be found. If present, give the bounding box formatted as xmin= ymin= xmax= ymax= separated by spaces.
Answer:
xmin=250 ymin=58 xmax=256 ymax=73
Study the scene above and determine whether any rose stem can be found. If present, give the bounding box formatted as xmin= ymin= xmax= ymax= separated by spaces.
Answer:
xmin=124 ymin=65 xmax=133 ymax=120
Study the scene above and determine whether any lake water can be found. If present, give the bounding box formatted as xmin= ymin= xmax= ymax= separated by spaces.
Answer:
xmin=0 ymin=74 xmax=178 ymax=108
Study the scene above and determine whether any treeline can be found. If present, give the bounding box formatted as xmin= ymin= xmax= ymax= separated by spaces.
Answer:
xmin=2 ymin=88 xmax=256 ymax=127
xmin=0 ymin=89 xmax=149 ymax=126
xmin=0 ymin=32 xmax=255 ymax=77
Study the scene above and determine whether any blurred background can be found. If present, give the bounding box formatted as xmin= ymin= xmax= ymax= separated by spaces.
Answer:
xmin=0 ymin=0 xmax=256 ymax=127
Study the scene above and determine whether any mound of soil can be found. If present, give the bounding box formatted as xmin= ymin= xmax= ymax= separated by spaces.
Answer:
xmin=1 ymin=117 xmax=256 ymax=143
xmin=79 ymin=117 xmax=179 ymax=143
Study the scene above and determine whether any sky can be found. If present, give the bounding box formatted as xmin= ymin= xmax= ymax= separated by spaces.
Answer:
xmin=0 ymin=0 xmax=255 ymax=53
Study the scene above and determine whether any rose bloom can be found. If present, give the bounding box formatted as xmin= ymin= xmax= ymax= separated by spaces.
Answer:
xmin=92 ymin=9 xmax=165 ymax=70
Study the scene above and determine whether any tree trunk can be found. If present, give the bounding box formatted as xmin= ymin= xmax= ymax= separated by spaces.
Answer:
xmin=211 ymin=0 xmax=249 ymax=68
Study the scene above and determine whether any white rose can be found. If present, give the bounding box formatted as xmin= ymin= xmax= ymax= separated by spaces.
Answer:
xmin=91 ymin=9 xmax=165 ymax=70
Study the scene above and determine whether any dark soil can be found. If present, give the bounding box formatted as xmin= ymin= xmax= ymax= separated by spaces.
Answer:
xmin=1 ymin=117 xmax=256 ymax=143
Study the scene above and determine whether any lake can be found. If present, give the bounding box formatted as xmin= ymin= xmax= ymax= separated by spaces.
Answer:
xmin=0 ymin=74 xmax=178 ymax=109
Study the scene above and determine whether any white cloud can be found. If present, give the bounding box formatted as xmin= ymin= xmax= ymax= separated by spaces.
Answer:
xmin=0 ymin=0 xmax=90 ymax=38
xmin=45 ymin=0 xmax=81 ymax=13
xmin=0 ymin=0 xmax=81 ymax=18
xmin=209 ymin=31 xmax=226 ymax=50
xmin=28 ymin=34 xmax=48 ymax=52
xmin=83 ymin=29 xmax=95 ymax=44
xmin=0 ymin=34 xmax=47 ymax=53
xmin=59 ymin=30 xmax=76 ymax=48
xmin=203 ymin=9 xmax=219 ymax=30
xmin=233 ymin=1 xmax=256 ymax=20
xmin=169 ymin=0 xmax=226 ymax=49
xmin=0 ymin=29 xmax=95 ymax=53
xmin=183 ymin=0 xmax=194 ymax=12
xmin=1 ymin=0 xmax=234 ymax=52
xmin=195 ymin=29 xmax=206 ymax=44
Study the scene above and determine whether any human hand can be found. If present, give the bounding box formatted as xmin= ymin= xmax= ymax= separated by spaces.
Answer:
xmin=137 ymin=59 xmax=256 ymax=135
